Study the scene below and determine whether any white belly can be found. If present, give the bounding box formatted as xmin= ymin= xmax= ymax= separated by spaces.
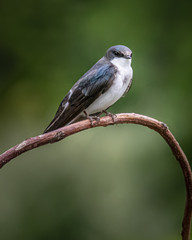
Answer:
xmin=85 ymin=58 xmax=133 ymax=114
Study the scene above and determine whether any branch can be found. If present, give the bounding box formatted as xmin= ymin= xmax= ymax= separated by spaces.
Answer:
xmin=0 ymin=113 xmax=191 ymax=239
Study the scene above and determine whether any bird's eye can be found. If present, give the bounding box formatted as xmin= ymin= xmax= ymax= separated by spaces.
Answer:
xmin=114 ymin=51 xmax=122 ymax=57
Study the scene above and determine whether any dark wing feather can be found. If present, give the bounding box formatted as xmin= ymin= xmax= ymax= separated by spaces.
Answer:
xmin=44 ymin=60 xmax=117 ymax=133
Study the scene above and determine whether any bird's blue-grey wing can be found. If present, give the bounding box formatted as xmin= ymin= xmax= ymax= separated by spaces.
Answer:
xmin=44 ymin=62 xmax=117 ymax=133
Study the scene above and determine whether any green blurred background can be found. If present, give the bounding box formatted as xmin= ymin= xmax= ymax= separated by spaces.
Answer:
xmin=0 ymin=0 xmax=191 ymax=239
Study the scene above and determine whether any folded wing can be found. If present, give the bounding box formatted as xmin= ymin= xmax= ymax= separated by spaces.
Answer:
xmin=44 ymin=61 xmax=117 ymax=133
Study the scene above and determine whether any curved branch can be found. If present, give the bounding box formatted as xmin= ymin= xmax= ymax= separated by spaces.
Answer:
xmin=0 ymin=113 xmax=191 ymax=239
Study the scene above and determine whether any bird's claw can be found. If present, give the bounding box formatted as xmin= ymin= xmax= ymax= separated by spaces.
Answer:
xmin=88 ymin=116 xmax=100 ymax=127
xmin=84 ymin=111 xmax=100 ymax=127
xmin=103 ymin=111 xmax=117 ymax=123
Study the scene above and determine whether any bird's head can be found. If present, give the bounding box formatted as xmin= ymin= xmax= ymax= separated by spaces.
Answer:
xmin=105 ymin=45 xmax=132 ymax=61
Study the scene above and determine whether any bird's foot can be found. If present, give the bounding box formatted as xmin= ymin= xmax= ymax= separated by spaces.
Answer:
xmin=84 ymin=111 xmax=100 ymax=127
xmin=103 ymin=110 xmax=117 ymax=123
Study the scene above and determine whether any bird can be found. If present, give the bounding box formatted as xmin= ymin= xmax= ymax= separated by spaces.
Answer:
xmin=44 ymin=45 xmax=133 ymax=133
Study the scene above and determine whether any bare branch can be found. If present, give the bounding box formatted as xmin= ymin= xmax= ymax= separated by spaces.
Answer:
xmin=0 ymin=113 xmax=191 ymax=240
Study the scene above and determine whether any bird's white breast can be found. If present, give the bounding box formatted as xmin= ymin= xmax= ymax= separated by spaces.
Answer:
xmin=85 ymin=57 xmax=133 ymax=114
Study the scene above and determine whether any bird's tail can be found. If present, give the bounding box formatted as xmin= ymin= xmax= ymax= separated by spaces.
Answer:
xmin=43 ymin=114 xmax=86 ymax=134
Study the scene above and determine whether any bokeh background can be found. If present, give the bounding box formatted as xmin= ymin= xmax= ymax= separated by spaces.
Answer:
xmin=0 ymin=0 xmax=191 ymax=239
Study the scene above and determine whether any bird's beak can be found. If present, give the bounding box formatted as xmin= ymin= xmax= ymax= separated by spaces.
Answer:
xmin=125 ymin=54 xmax=132 ymax=59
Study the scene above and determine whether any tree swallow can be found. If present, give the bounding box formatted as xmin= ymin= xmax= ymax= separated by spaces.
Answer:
xmin=44 ymin=45 xmax=133 ymax=133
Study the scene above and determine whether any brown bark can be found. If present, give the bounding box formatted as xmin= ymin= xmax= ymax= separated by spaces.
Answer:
xmin=0 ymin=113 xmax=191 ymax=239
